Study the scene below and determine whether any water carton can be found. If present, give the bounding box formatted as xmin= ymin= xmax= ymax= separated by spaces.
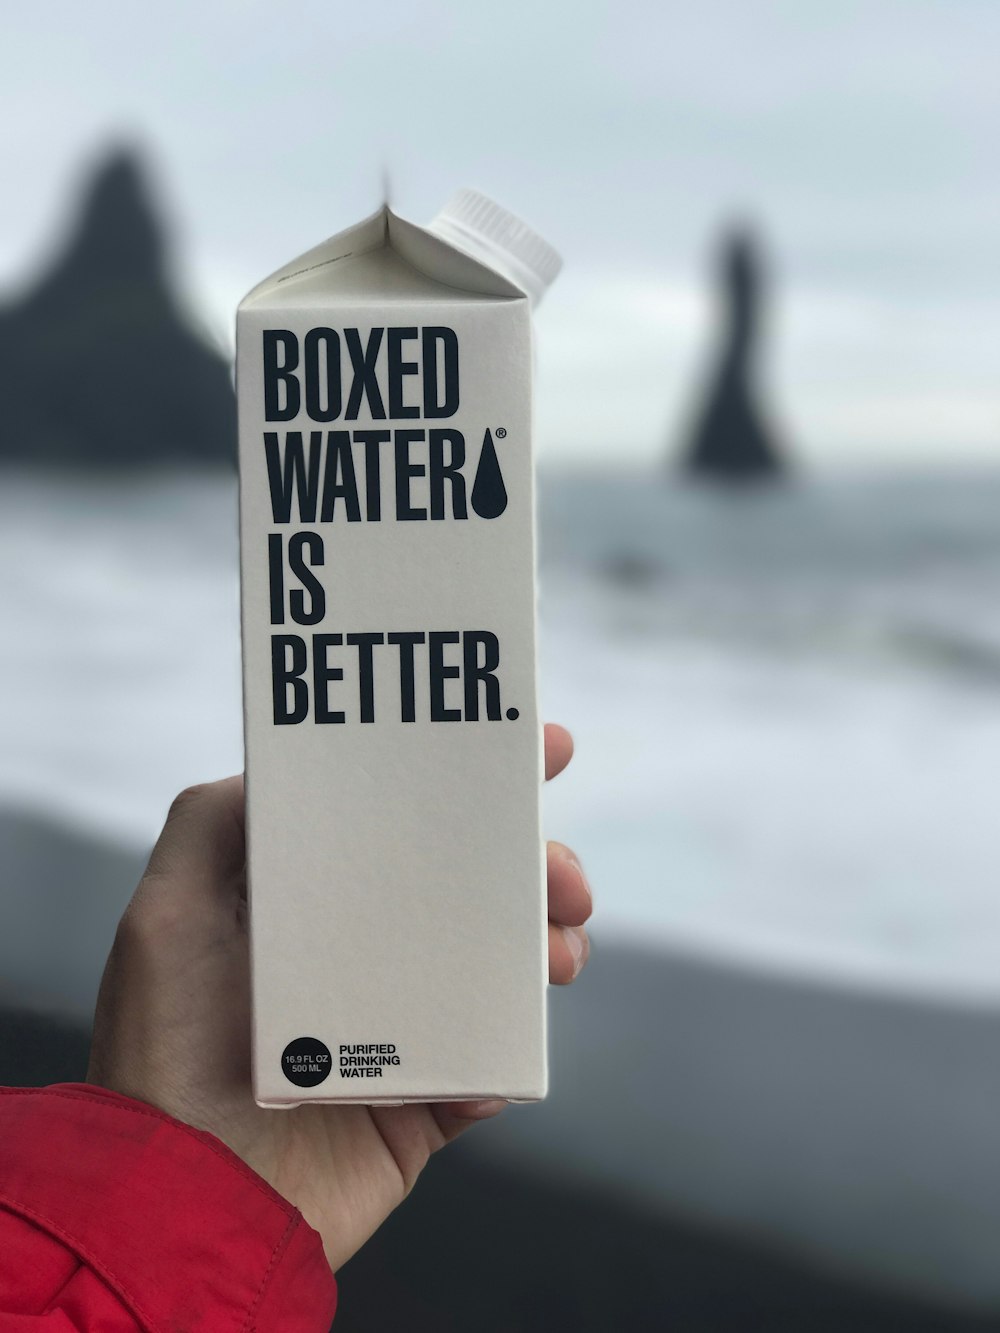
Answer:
xmin=237 ymin=193 xmax=560 ymax=1105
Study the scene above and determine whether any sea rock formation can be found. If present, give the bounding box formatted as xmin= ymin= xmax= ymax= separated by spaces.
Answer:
xmin=0 ymin=149 xmax=235 ymax=465
xmin=681 ymin=225 xmax=785 ymax=482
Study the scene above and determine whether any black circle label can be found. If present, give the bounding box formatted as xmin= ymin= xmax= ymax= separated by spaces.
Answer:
xmin=281 ymin=1037 xmax=332 ymax=1087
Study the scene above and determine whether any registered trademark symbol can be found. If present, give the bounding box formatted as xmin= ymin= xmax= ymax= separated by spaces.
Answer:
xmin=495 ymin=427 xmax=507 ymax=438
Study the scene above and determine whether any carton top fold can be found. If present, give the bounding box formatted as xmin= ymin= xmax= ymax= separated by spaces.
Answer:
xmin=240 ymin=206 xmax=525 ymax=310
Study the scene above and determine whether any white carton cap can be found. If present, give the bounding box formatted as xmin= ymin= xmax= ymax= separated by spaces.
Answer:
xmin=428 ymin=189 xmax=562 ymax=307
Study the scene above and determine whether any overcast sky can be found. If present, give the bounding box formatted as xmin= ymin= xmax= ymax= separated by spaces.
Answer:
xmin=3 ymin=0 xmax=998 ymax=468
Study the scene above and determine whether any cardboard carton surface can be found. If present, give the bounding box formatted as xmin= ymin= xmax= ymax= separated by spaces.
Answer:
xmin=237 ymin=207 xmax=546 ymax=1105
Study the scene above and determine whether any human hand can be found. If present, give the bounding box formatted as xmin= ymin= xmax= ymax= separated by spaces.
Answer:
xmin=87 ymin=723 xmax=591 ymax=1271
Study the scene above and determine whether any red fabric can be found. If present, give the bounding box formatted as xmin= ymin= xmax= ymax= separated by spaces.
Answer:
xmin=0 ymin=1084 xmax=337 ymax=1332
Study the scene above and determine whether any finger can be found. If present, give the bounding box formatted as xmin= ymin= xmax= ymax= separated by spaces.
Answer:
xmin=544 ymin=723 xmax=574 ymax=781
xmin=549 ymin=922 xmax=589 ymax=985
xmin=547 ymin=841 xmax=592 ymax=927
xmin=439 ymin=1098 xmax=507 ymax=1123
xmin=429 ymin=1099 xmax=508 ymax=1148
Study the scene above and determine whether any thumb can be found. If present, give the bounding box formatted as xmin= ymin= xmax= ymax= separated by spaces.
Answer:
xmin=139 ymin=776 xmax=247 ymax=916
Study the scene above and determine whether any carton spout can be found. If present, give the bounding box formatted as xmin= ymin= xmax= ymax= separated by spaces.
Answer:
xmin=428 ymin=189 xmax=561 ymax=307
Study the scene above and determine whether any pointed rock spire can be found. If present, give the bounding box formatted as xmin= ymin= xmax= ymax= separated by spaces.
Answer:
xmin=680 ymin=224 xmax=786 ymax=483
xmin=0 ymin=146 xmax=235 ymax=465
xmin=33 ymin=149 xmax=164 ymax=304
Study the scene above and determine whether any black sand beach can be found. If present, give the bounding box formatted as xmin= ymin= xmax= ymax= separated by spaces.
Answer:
xmin=336 ymin=1148 xmax=995 ymax=1333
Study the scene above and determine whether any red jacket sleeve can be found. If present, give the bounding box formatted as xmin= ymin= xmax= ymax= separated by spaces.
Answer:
xmin=0 ymin=1084 xmax=337 ymax=1332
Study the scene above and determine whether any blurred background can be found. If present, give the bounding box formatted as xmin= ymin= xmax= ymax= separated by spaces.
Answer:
xmin=2 ymin=1 xmax=1000 ymax=1328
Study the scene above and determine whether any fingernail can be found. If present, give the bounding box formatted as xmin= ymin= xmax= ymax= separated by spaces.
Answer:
xmin=562 ymin=926 xmax=586 ymax=977
xmin=568 ymin=854 xmax=593 ymax=910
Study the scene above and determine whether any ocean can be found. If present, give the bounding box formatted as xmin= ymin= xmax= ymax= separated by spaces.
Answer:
xmin=3 ymin=465 xmax=1000 ymax=998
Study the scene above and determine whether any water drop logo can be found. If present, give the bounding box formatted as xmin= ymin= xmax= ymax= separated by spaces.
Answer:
xmin=470 ymin=429 xmax=508 ymax=519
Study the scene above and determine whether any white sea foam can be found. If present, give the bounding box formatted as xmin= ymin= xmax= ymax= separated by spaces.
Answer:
xmin=3 ymin=466 xmax=1000 ymax=992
